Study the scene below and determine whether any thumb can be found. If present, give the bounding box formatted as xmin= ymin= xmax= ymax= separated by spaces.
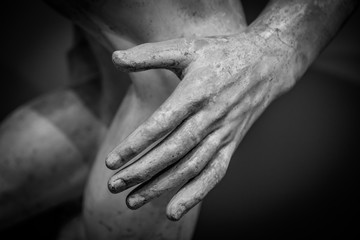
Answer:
xmin=112 ymin=38 xmax=194 ymax=75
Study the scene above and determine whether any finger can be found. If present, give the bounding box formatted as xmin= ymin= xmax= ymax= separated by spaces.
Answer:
xmin=108 ymin=111 xmax=212 ymax=193
xmin=165 ymin=112 xmax=252 ymax=221
xmin=112 ymin=38 xmax=194 ymax=73
xmin=105 ymin=75 xmax=206 ymax=170
xmin=126 ymin=126 xmax=232 ymax=209
xmin=165 ymin=141 xmax=236 ymax=221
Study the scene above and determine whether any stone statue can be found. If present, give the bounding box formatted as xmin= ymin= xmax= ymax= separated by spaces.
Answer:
xmin=0 ymin=0 xmax=357 ymax=239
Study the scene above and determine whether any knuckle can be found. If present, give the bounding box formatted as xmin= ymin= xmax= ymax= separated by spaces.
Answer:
xmin=186 ymin=157 xmax=202 ymax=177
xmin=121 ymin=145 xmax=137 ymax=161
xmin=187 ymin=129 xmax=201 ymax=145
xmin=207 ymin=136 xmax=222 ymax=149
xmin=213 ymin=156 xmax=230 ymax=183
xmin=214 ymin=167 xmax=227 ymax=184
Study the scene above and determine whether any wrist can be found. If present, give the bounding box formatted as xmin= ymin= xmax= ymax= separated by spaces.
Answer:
xmin=243 ymin=29 xmax=301 ymax=97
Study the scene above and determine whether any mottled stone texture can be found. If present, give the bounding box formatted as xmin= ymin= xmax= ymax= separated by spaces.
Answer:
xmin=0 ymin=0 xmax=357 ymax=239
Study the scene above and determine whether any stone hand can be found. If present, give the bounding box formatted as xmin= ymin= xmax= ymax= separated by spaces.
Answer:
xmin=106 ymin=32 xmax=297 ymax=220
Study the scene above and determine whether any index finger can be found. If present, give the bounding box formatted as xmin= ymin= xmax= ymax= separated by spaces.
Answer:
xmin=105 ymin=79 xmax=205 ymax=170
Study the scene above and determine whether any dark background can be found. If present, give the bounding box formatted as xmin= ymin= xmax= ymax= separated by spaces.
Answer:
xmin=1 ymin=1 xmax=359 ymax=239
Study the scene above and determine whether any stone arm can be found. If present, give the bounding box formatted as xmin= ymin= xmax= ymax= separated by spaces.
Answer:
xmin=106 ymin=0 xmax=358 ymax=221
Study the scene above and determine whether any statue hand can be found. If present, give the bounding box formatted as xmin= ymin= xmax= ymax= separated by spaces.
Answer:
xmin=106 ymin=32 xmax=296 ymax=220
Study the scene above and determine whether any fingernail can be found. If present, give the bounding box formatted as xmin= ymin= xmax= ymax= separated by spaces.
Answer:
xmin=108 ymin=178 xmax=126 ymax=193
xmin=105 ymin=153 xmax=121 ymax=170
xmin=126 ymin=194 xmax=145 ymax=210
xmin=167 ymin=205 xmax=186 ymax=221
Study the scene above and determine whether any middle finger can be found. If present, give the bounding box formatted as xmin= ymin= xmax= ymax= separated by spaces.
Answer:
xmin=108 ymin=110 xmax=213 ymax=193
